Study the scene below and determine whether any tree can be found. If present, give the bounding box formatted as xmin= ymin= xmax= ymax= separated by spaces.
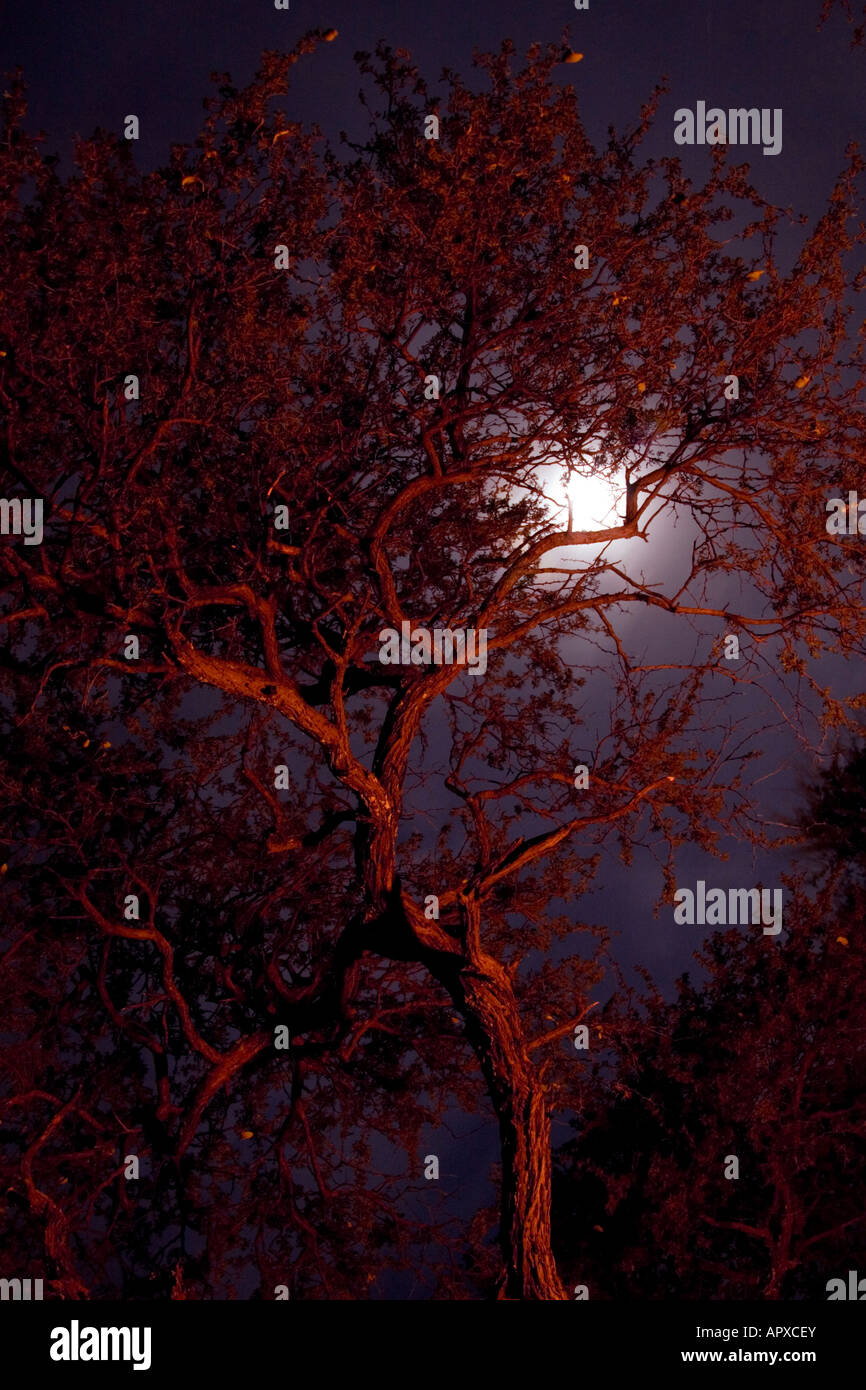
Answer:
xmin=1 ymin=33 xmax=865 ymax=1299
xmin=555 ymin=744 xmax=866 ymax=1299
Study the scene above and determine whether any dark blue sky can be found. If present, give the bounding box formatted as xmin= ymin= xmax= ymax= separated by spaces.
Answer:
xmin=3 ymin=0 xmax=861 ymax=219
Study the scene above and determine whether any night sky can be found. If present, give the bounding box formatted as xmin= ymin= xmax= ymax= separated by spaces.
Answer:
xmin=4 ymin=1 xmax=861 ymax=207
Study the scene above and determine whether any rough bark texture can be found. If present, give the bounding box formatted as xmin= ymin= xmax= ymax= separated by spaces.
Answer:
xmin=429 ymin=895 xmax=567 ymax=1300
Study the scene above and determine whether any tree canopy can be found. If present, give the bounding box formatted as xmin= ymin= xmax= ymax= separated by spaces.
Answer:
xmin=1 ymin=33 xmax=865 ymax=1299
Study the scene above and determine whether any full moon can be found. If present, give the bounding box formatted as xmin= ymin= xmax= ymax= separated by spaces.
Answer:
xmin=537 ymin=460 xmax=623 ymax=531
xmin=562 ymin=468 xmax=622 ymax=529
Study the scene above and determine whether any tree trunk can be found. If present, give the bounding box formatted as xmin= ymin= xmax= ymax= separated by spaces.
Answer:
xmin=432 ymin=895 xmax=567 ymax=1300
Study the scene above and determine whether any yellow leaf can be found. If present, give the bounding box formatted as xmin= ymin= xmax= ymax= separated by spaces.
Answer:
xmin=241 ymin=1130 xmax=254 ymax=1139
xmin=0 ymin=864 xmax=7 ymax=874
xmin=272 ymin=130 xmax=290 ymax=143
xmin=746 ymin=269 xmax=765 ymax=281
xmin=102 ymin=741 xmax=111 ymax=748
xmin=562 ymin=51 xmax=583 ymax=63
xmin=836 ymin=936 xmax=849 ymax=946
xmin=637 ymin=382 xmax=646 ymax=393
xmin=795 ymin=374 xmax=810 ymax=389
xmin=181 ymin=175 xmax=201 ymax=189
xmin=323 ymin=28 xmax=338 ymax=41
